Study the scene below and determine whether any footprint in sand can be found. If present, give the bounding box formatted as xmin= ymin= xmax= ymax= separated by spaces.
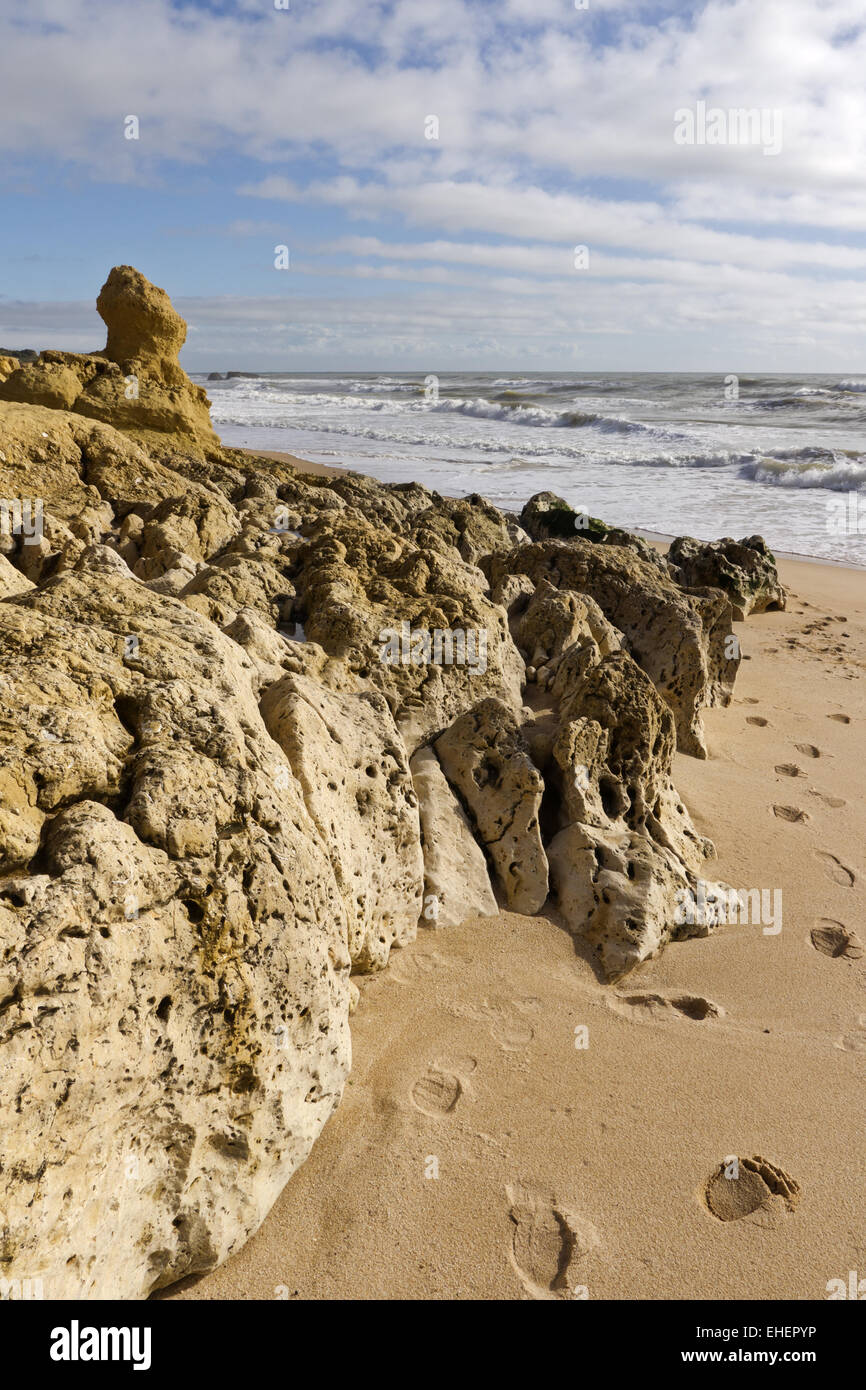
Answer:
xmin=410 ymin=1068 xmax=462 ymax=1117
xmin=388 ymin=949 xmax=446 ymax=985
xmin=746 ymin=716 xmax=769 ymax=727
xmin=836 ymin=1017 xmax=866 ymax=1052
xmin=827 ymin=713 xmax=851 ymax=724
xmin=810 ymin=920 xmax=863 ymax=960
xmin=434 ymin=1053 xmax=478 ymax=1077
xmin=490 ymin=1014 xmax=535 ymax=1050
xmin=794 ymin=742 xmax=822 ymax=759
xmin=609 ymin=992 xmax=725 ymax=1023
xmin=773 ymin=804 xmax=809 ymax=823
xmin=704 ymin=1155 xmax=800 ymax=1224
xmin=808 ymin=788 xmax=847 ymax=809
xmin=506 ymin=1183 xmax=600 ymax=1300
xmin=775 ymin=763 xmax=804 ymax=778
xmin=814 ymin=851 xmax=855 ymax=887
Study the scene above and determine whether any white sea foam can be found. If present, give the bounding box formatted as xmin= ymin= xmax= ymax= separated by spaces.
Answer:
xmin=202 ymin=370 xmax=866 ymax=562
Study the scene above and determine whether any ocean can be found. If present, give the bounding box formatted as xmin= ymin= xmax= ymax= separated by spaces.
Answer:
xmin=196 ymin=371 xmax=866 ymax=566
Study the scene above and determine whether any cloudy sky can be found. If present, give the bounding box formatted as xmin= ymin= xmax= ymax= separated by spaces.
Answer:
xmin=1 ymin=0 xmax=865 ymax=370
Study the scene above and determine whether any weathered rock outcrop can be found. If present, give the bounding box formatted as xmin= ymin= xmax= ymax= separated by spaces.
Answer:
xmin=409 ymin=745 xmax=498 ymax=929
xmin=484 ymin=539 xmax=739 ymax=758
xmin=520 ymin=490 xmax=667 ymax=571
xmin=0 ymin=267 xmax=218 ymax=449
xmin=668 ymin=533 xmax=786 ymax=620
xmin=0 ymin=267 xmax=772 ymax=1298
xmin=260 ymin=675 xmax=424 ymax=972
xmin=0 ymin=570 xmax=352 ymax=1298
xmin=291 ymin=512 xmax=525 ymax=750
xmin=434 ymin=700 xmax=548 ymax=915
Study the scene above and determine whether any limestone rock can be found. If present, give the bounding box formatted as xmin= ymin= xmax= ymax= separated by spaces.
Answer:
xmin=668 ymin=533 xmax=786 ymax=619
xmin=542 ymin=646 xmax=718 ymax=978
xmin=293 ymin=513 xmax=525 ymax=751
xmin=0 ymin=337 xmax=748 ymax=1295
xmin=548 ymin=822 xmax=712 ymax=982
xmin=484 ymin=539 xmax=739 ymax=758
xmin=0 ymin=359 xmax=83 ymax=410
xmin=0 ymin=570 xmax=351 ymax=1299
xmin=97 ymin=264 xmax=187 ymax=367
xmin=519 ymin=490 xmax=667 ymax=570
xmin=435 ymin=699 xmax=548 ymax=914
xmin=260 ymin=674 xmax=424 ymax=972
xmin=410 ymin=745 xmax=498 ymax=929
xmin=0 ymin=267 xmax=218 ymax=449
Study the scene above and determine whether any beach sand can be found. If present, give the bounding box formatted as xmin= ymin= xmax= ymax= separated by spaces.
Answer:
xmin=168 ymin=454 xmax=864 ymax=1301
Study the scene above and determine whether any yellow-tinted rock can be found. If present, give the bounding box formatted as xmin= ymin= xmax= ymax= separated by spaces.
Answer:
xmin=0 ymin=266 xmax=219 ymax=450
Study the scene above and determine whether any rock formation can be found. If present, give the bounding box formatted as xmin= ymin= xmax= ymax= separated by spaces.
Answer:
xmin=0 ymin=266 xmax=217 ymax=450
xmin=667 ymin=533 xmax=787 ymax=620
xmin=0 ymin=271 xmax=785 ymax=1298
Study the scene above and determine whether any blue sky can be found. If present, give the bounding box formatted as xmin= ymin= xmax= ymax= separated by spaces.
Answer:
xmin=1 ymin=0 xmax=865 ymax=369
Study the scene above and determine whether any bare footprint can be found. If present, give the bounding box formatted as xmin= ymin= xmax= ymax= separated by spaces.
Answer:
xmin=794 ymin=742 xmax=822 ymax=759
xmin=506 ymin=1183 xmax=600 ymax=1300
xmin=434 ymin=1053 xmax=478 ymax=1077
xmin=773 ymin=804 xmax=808 ymax=823
xmin=389 ymin=949 xmax=445 ymax=985
xmin=814 ymin=851 xmax=855 ymax=887
xmin=410 ymin=1068 xmax=462 ymax=1116
xmin=774 ymin=763 xmax=803 ymax=778
xmin=704 ymin=1155 xmax=800 ymax=1224
xmin=610 ymin=991 xmax=725 ymax=1023
xmin=827 ymin=713 xmax=851 ymax=724
xmin=746 ymin=716 xmax=769 ymax=727
xmin=810 ymin=921 xmax=863 ymax=960
xmin=808 ymin=788 xmax=847 ymax=809
xmin=491 ymin=1015 xmax=535 ymax=1050
xmin=836 ymin=1017 xmax=866 ymax=1053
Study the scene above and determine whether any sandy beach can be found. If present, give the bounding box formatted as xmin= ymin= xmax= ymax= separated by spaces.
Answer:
xmin=162 ymin=458 xmax=865 ymax=1303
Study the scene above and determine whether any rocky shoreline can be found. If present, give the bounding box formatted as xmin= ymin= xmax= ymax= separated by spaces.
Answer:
xmin=0 ymin=269 xmax=786 ymax=1298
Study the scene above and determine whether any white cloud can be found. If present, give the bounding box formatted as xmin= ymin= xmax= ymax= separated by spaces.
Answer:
xmin=3 ymin=0 xmax=866 ymax=364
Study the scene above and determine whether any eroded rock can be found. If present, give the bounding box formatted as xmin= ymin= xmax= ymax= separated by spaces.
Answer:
xmin=668 ymin=534 xmax=786 ymax=619
xmin=434 ymin=699 xmax=548 ymax=915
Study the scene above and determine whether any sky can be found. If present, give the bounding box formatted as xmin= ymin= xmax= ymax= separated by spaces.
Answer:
xmin=1 ymin=0 xmax=865 ymax=371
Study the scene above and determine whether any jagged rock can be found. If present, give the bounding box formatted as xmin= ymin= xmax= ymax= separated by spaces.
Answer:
xmin=409 ymin=745 xmax=498 ymax=928
xmin=519 ymin=491 xmax=667 ymax=570
xmin=293 ymin=514 xmax=525 ymax=751
xmin=515 ymin=580 xmax=622 ymax=688
xmin=543 ymin=651 xmax=719 ymax=978
xmin=260 ymin=674 xmax=423 ymax=972
xmin=491 ymin=572 xmax=536 ymax=618
xmin=548 ymin=823 xmax=714 ymax=982
xmin=484 ymin=539 xmax=739 ymax=758
xmin=0 ymin=553 xmax=34 ymax=598
xmin=0 ymin=570 xmax=352 ymax=1299
xmin=0 ymin=267 xmax=218 ymax=449
xmin=0 ymin=355 xmax=19 ymax=381
xmin=434 ymin=699 xmax=548 ymax=914
xmin=0 ymin=359 xmax=83 ymax=410
xmin=668 ymin=534 xmax=786 ymax=619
